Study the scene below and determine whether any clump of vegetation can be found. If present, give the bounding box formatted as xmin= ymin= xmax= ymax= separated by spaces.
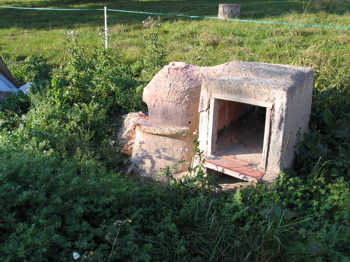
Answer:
xmin=10 ymin=55 xmax=52 ymax=84
xmin=1 ymin=36 xmax=349 ymax=261
xmin=1 ymin=38 xmax=148 ymax=170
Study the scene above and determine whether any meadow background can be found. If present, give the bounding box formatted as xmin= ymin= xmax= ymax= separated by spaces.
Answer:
xmin=0 ymin=0 xmax=350 ymax=261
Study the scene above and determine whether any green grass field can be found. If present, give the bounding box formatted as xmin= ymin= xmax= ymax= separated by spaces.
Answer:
xmin=1 ymin=0 xmax=350 ymax=65
xmin=1 ymin=0 xmax=350 ymax=261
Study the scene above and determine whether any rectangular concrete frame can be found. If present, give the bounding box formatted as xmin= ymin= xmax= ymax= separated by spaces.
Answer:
xmin=207 ymin=95 xmax=273 ymax=167
xmin=198 ymin=65 xmax=313 ymax=182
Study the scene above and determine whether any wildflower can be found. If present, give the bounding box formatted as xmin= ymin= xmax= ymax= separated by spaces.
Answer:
xmin=73 ymin=251 xmax=80 ymax=260
xmin=105 ymin=232 xmax=113 ymax=242
xmin=114 ymin=220 xmax=123 ymax=226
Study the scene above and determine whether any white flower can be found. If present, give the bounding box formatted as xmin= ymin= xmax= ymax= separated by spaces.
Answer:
xmin=114 ymin=220 xmax=123 ymax=226
xmin=73 ymin=251 xmax=80 ymax=260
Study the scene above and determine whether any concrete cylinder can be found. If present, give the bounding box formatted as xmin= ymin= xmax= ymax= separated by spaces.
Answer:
xmin=218 ymin=3 xmax=240 ymax=18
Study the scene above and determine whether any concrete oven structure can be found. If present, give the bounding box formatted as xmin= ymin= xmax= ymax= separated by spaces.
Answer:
xmin=131 ymin=62 xmax=202 ymax=176
xmin=198 ymin=62 xmax=314 ymax=182
xmin=129 ymin=61 xmax=314 ymax=182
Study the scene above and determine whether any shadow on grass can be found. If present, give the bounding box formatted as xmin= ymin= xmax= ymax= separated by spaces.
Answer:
xmin=1 ymin=0 xmax=350 ymax=30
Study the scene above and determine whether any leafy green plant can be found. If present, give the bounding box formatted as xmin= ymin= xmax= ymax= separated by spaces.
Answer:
xmin=10 ymin=55 xmax=52 ymax=84
xmin=49 ymin=38 xmax=144 ymax=114
xmin=0 ymin=38 xmax=149 ymax=171
xmin=140 ymin=26 xmax=167 ymax=80
xmin=0 ymin=92 xmax=30 ymax=132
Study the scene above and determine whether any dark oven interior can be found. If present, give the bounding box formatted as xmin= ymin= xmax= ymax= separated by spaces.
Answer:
xmin=213 ymin=99 xmax=266 ymax=168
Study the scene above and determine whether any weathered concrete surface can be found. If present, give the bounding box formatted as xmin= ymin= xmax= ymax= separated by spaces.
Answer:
xmin=132 ymin=62 xmax=201 ymax=176
xmin=199 ymin=62 xmax=314 ymax=182
xmin=133 ymin=61 xmax=255 ymax=176
xmin=118 ymin=112 xmax=148 ymax=155
xmin=143 ymin=62 xmax=202 ymax=130
xmin=131 ymin=61 xmax=314 ymax=181
xmin=132 ymin=124 xmax=192 ymax=176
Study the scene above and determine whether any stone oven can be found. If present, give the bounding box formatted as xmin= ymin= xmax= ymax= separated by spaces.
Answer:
xmin=128 ymin=61 xmax=313 ymax=182
xmin=131 ymin=62 xmax=203 ymax=176
xmin=198 ymin=62 xmax=314 ymax=182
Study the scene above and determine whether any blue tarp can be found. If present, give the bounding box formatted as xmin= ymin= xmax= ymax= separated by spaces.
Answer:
xmin=0 ymin=73 xmax=18 ymax=93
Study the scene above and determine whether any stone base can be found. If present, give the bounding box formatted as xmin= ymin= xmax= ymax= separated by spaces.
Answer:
xmin=131 ymin=124 xmax=193 ymax=177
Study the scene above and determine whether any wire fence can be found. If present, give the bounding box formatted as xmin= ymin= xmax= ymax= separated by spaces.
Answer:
xmin=1 ymin=5 xmax=350 ymax=31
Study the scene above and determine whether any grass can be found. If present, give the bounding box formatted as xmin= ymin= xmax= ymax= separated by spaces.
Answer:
xmin=0 ymin=0 xmax=350 ymax=261
xmin=1 ymin=0 xmax=350 ymax=65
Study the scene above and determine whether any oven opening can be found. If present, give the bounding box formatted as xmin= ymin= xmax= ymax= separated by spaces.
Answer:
xmin=211 ymin=99 xmax=267 ymax=170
